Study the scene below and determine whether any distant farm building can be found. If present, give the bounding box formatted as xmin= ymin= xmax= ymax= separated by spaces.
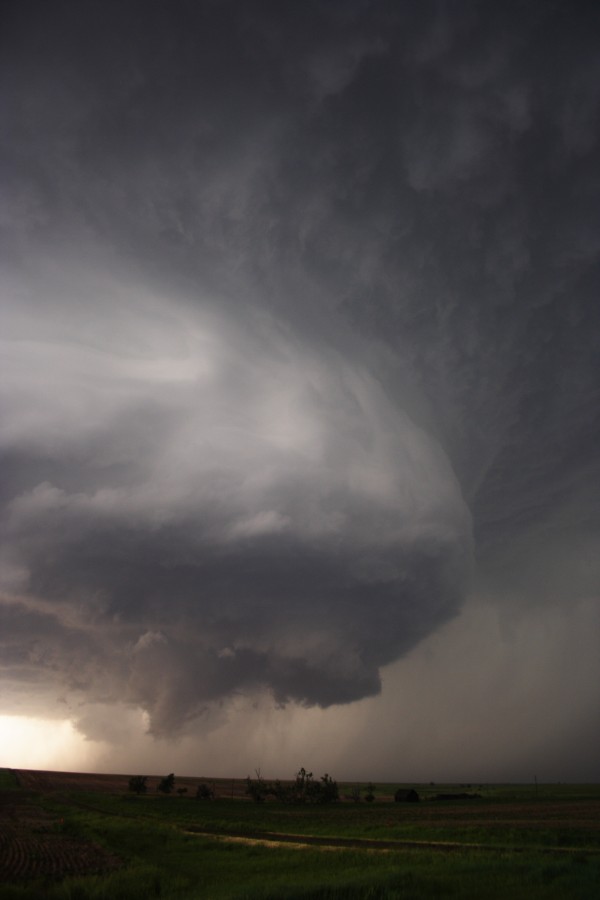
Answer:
xmin=394 ymin=788 xmax=420 ymax=802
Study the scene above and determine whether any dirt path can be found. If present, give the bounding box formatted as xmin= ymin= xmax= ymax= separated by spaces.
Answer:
xmin=183 ymin=825 xmax=600 ymax=857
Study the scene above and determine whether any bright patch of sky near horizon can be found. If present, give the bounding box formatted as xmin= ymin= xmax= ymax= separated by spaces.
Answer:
xmin=4 ymin=597 xmax=599 ymax=782
xmin=0 ymin=717 xmax=94 ymax=771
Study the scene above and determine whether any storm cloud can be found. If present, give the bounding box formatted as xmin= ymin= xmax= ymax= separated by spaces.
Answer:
xmin=1 ymin=0 xmax=599 ymax=773
xmin=2 ymin=271 xmax=471 ymax=732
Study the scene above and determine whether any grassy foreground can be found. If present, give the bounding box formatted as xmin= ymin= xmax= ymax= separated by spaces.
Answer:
xmin=1 ymin=771 xmax=599 ymax=899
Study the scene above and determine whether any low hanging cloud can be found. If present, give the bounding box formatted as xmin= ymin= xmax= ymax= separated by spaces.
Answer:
xmin=1 ymin=274 xmax=471 ymax=734
xmin=1 ymin=0 xmax=599 ymax=762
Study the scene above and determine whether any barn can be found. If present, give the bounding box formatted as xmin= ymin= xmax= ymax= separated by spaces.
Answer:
xmin=394 ymin=788 xmax=420 ymax=802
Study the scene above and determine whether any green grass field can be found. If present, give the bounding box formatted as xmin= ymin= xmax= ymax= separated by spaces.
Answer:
xmin=1 ymin=770 xmax=599 ymax=899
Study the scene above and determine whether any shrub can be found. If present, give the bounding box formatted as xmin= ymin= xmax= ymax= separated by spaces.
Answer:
xmin=263 ymin=768 xmax=339 ymax=804
xmin=246 ymin=769 xmax=270 ymax=803
xmin=196 ymin=783 xmax=215 ymax=800
xmin=128 ymin=775 xmax=148 ymax=794
xmin=318 ymin=773 xmax=339 ymax=804
xmin=349 ymin=785 xmax=362 ymax=803
xmin=157 ymin=773 xmax=175 ymax=794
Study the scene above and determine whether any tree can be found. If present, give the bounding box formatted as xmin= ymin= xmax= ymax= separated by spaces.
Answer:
xmin=245 ymin=769 xmax=270 ymax=803
xmin=365 ymin=782 xmax=376 ymax=803
xmin=196 ymin=783 xmax=215 ymax=800
xmin=128 ymin=775 xmax=147 ymax=794
xmin=349 ymin=784 xmax=362 ymax=803
xmin=158 ymin=773 xmax=175 ymax=794
xmin=245 ymin=767 xmax=339 ymax=804
xmin=318 ymin=773 xmax=339 ymax=804
xmin=276 ymin=769 xmax=338 ymax=804
xmin=294 ymin=767 xmax=313 ymax=803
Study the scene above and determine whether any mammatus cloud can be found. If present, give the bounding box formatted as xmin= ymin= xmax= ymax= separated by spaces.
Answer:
xmin=1 ymin=1 xmax=599 ymax=772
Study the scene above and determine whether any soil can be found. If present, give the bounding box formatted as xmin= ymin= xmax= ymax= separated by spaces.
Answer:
xmin=15 ymin=768 xmax=249 ymax=799
xmin=0 ymin=789 xmax=122 ymax=881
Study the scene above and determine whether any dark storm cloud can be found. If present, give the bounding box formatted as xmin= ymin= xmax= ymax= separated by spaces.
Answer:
xmin=1 ymin=282 xmax=471 ymax=733
xmin=1 ymin=0 xmax=599 ymax=748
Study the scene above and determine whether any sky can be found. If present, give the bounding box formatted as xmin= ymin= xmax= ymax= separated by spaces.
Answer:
xmin=1 ymin=0 xmax=599 ymax=783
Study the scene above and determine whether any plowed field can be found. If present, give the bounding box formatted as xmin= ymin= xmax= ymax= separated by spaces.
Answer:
xmin=0 ymin=789 xmax=121 ymax=881
xmin=15 ymin=768 xmax=249 ymax=798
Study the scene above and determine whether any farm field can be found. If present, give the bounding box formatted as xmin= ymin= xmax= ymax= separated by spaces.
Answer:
xmin=1 ymin=769 xmax=599 ymax=899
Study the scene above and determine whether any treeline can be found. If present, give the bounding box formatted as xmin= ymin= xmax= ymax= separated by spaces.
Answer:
xmin=128 ymin=773 xmax=215 ymax=799
xmin=245 ymin=767 xmax=339 ymax=804
xmin=127 ymin=768 xmax=394 ymax=804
